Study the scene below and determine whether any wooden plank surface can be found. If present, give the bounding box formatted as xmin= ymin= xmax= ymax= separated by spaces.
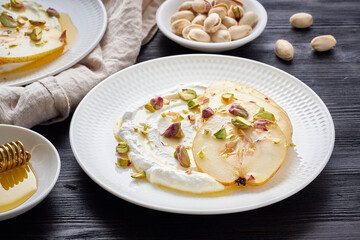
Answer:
xmin=1 ymin=0 xmax=359 ymax=239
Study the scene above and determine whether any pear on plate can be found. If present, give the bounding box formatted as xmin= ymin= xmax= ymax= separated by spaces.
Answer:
xmin=192 ymin=101 xmax=288 ymax=185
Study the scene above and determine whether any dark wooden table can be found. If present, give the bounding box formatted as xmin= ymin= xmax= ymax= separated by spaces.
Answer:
xmin=1 ymin=0 xmax=359 ymax=239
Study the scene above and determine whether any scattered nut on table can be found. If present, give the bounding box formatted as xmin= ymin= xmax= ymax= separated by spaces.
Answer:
xmin=170 ymin=0 xmax=258 ymax=43
xmin=275 ymin=39 xmax=294 ymax=61
xmin=289 ymin=13 xmax=313 ymax=28
xmin=310 ymin=35 xmax=336 ymax=52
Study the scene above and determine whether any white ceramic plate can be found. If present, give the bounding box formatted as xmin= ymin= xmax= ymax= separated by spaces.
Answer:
xmin=156 ymin=0 xmax=267 ymax=52
xmin=70 ymin=55 xmax=335 ymax=215
xmin=0 ymin=124 xmax=61 ymax=221
xmin=0 ymin=0 xmax=107 ymax=87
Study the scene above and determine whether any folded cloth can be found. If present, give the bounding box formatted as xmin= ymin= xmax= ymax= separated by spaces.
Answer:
xmin=0 ymin=0 xmax=164 ymax=128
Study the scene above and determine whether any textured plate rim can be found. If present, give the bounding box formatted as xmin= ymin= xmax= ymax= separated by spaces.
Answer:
xmin=70 ymin=54 xmax=335 ymax=215
xmin=0 ymin=124 xmax=61 ymax=221
xmin=3 ymin=0 xmax=107 ymax=87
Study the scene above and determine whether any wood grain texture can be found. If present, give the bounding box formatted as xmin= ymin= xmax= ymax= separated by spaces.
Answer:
xmin=1 ymin=0 xmax=359 ymax=239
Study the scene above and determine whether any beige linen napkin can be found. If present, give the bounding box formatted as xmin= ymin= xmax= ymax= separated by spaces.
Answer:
xmin=0 ymin=0 xmax=164 ymax=128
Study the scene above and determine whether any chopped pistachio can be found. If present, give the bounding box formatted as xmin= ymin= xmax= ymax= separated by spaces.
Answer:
xmin=35 ymin=42 xmax=44 ymax=47
xmin=117 ymin=157 xmax=131 ymax=167
xmin=46 ymin=7 xmax=60 ymax=18
xmin=139 ymin=129 xmax=148 ymax=136
xmin=10 ymin=0 xmax=24 ymax=8
xmin=163 ymin=98 xmax=170 ymax=105
xmin=144 ymin=103 xmax=155 ymax=112
xmin=116 ymin=141 xmax=129 ymax=153
xmin=231 ymin=117 xmax=253 ymax=129
xmin=143 ymin=124 xmax=150 ymax=131
xmin=131 ymin=170 xmax=146 ymax=178
xmin=161 ymin=112 xmax=166 ymax=118
xmin=198 ymin=150 xmax=205 ymax=159
xmin=175 ymin=145 xmax=191 ymax=168
xmin=272 ymin=138 xmax=281 ymax=144
xmin=17 ymin=15 xmax=28 ymax=25
xmin=228 ymin=134 xmax=236 ymax=141
xmin=187 ymin=100 xmax=200 ymax=109
xmin=221 ymin=93 xmax=234 ymax=102
xmin=9 ymin=44 xmax=17 ymax=48
xmin=228 ymin=103 xmax=249 ymax=117
xmin=162 ymin=122 xmax=183 ymax=138
xmin=0 ymin=12 xmax=17 ymax=28
xmin=15 ymin=26 xmax=19 ymax=32
xmin=178 ymin=89 xmax=197 ymax=101
xmin=29 ymin=19 xmax=46 ymax=26
xmin=253 ymin=107 xmax=275 ymax=122
xmin=203 ymin=129 xmax=209 ymax=135
xmin=179 ymin=115 xmax=185 ymax=121
xmin=182 ymin=109 xmax=188 ymax=114
xmin=150 ymin=97 xmax=163 ymax=110
xmin=290 ymin=143 xmax=296 ymax=147
xmin=214 ymin=128 xmax=227 ymax=139
xmin=30 ymin=27 xmax=42 ymax=41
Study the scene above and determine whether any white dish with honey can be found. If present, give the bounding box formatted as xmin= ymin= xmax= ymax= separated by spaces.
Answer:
xmin=0 ymin=124 xmax=60 ymax=221
xmin=0 ymin=0 xmax=106 ymax=86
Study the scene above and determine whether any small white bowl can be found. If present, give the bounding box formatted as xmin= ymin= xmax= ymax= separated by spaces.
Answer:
xmin=156 ymin=0 xmax=268 ymax=52
xmin=0 ymin=125 xmax=61 ymax=221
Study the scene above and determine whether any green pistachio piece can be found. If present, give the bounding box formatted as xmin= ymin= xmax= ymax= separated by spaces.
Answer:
xmin=178 ymin=89 xmax=197 ymax=101
xmin=116 ymin=141 xmax=129 ymax=153
xmin=0 ymin=12 xmax=17 ymax=28
xmin=17 ymin=16 xmax=28 ymax=25
xmin=131 ymin=170 xmax=146 ymax=178
xmin=30 ymin=26 xmax=42 ymax=41
xmin=253 ymin=107 xmax=275 ymax=122
xmin=187 ymin=99 xmax=200 ymax=109
xmin=214 ymin=128 xmax=227 ymax=139
xmin=29 ymin=19 xmax=46 ymax=26
xmin=198 ymin=150 xmax=205 ymax=159
xmin=9 ymin=44 xmax=17 ymax=48
xmin=161 ymin=112 xmax=166 ymax=118
xmin=117 ymin=157 xmax=131 ymax=167
xmin=10 ymin=0 xmax=24 ymax=8
xmin=231 ymin=117 xmax=253 ymax=129
xmin=221 ymin=93 xmax=234 ymax=102
xmin=203 ymin=129 xmax=209 ymax=135
xmin=35 ymin=42 xmax=44 ymax=47
xmin=175 ymin=145 xmax=191 ymax=168
xmin=46 ymin=7 xmax=60 ymax=18
xmin=144 ymin=103 xmax=155 ymax=112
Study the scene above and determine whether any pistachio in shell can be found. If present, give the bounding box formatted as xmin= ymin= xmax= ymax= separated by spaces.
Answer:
xmin=170 ymin=10 xmax=194 ymax=23
xmin=192 ymin=0 xmax=212 ymax=14
xmin=228 ymin=25 xmax=252 ymax=40
xmin=211 ymin=29 xmax=231 ymax=42
xmin=0 ymin=12 xmax=17 ymax=28
xmin=310 ymin=35 xmax=336 ymax=52
xmin=171 ymin=19 xmax=191 ymax=35
xmin=239 ymin=11 xmax=258 ymax=28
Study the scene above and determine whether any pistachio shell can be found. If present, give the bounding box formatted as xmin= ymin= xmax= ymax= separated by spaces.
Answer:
xmin=239 ymin=11 xmax=258 ymax=28
xmin=222 ymin=16 xmax=237 ymax=28
xmin=275 ymin=39 xmax=294 ymax=61
xmin=170 ymin=10 xmax=195 ymax=23
xmin=228 ymin=5 xmax=244 ymax=21
xmin=228 ymin=25 xmax=252 ymax=40
xmin=204 ymin=13 xmax=222 ymax=33
xmin=310 ymin=35 xmax=336 ymax=52
xmin=171 ymin=19 xmax=191 ymax=35
xmin=192 ymin=0 xmax=212 ymax=14
xmin=178 ymin=1 xmax=193 ymax=11
xmin=216 ymin=0 xmax=243 ymax=7
xmin=182 ymin=24 xmax=204 ymax=39
xmin=289 ymin=12 xmax=313 ymax=28
xmin=219 ymin=24 xmax=227 ymax=30
xmin=192 ymin=13 xmax=206 ymax=25
xmin=208 ymin=4 xmax=228 ymax=19
xmin=188 ymin=28 xmax=211 ymax=42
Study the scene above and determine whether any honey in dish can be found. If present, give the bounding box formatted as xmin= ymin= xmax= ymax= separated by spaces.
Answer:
xmin=0 ymin=12 xmax=78 ymax=76
xmin=0 ymin=163 xmax=38 ymax=213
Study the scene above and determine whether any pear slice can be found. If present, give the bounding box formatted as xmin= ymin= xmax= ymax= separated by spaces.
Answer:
xmin=193 ymin=102 xmax=288 ymax=185
xmin=0 ymin=24 xmax=64 ymax=64
xmin=202 ymin=81 xmax=293 ymax=146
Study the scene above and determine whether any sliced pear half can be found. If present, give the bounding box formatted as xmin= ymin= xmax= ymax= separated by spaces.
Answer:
xmin=193 ymin=102 xmax=288 ymax=185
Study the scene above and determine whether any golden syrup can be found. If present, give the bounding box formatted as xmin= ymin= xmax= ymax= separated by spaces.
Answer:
xmin=0 ymin=163 xmax=38 ymax=213
xmin=0 ymin=12 xmax=78 ymax=76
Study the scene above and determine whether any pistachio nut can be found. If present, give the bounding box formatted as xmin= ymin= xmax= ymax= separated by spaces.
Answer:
xmin=192 ymin=13 xmax=206 ymax=25
xmin=204 ymin=13 xmax=222 ymax=33
xmin=46 ymin=7 xmax=60 ymax=18
xmin=116 ymin=141 xmax=129 ymax=153
xmin=231 ymin=117 xmax=253 ymax=129
xmin=144 ymin=103 xmax=155 ymax=112
xmin=175 ymin=145 xmax=191 ymax=168
xmin=228 ymin=5 xmax=244 ymax=21
xmin=170 ymin=10 xmax=194 ymax=23
xmin=178 ymin=1 xmax=193 ymax=11
xmin=17 ymin=15 xmax=28 ymax=25
xmin=222 ymin=16 xmax=237 ymax=28
xmin=162 ymin=122 xmax=183 ymax=138
xmin=150 ymin=97 xmax=164 ymax=110
xmin=239 ymin=11 xmax=258 ymax=28
xmin=182 ymin=24 xmax=204 ymax=39
xmin=10 ymin=0 xmax=24 ymax=8
xmin=202 ymin=107 xmax=214 ymax=118
xmin=131 ymin=170 xmax=146 ymax=178
xmin=192 ymin=0 xmax=212 ymax=14
xmin=178 ymin=89 xmax=197 ymax=101
xmin=228 ymin=103 xmax=248 ymax=117
xmin=310 ymin=35 xmax=336 ymax=52
xmin=208 ymin=4 xmax=228 ymax=19
xmin=289 ymin=12 xmax=313 ymax=29
xmin=187 ymin=99 xmax=200 ymax=109
xmin=29 ymin=19 xmax=46 ymax=26
xmin=198 ymin=150 xmax=205 ymax=159
xmin=214 ymin=128 xmax=227 ymax=139
xmin=117 ymin=157 xmax=132 ymax=167
xmin=228 ymin=25 xmax=252 ymax=40
xmin=30 ymin=26 xmax=42 ymax=41
xmin=188 ymin=28 xmax=211 ymax=42
xmin=0 ymin=12 xmax=17 ymax=28
xmin=211 ymin=29 xmax=231 ymax=42
xmin=253 ymin=107 xmax=275 ymax=122
xmin=221 ymin=93 xmax=234 ymax=102
xmin=171 ymin=19 xmax=191 ymax=35
xmin=275 ymin=39 xmax=294 ymax=61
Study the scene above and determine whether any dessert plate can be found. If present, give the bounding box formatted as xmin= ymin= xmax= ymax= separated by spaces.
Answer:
xmin=0 ymin=0 xmax=107 ymax=86
xmin=0 ymin=124 xmax=61 ymax=221
xmin=70 ymin=54 xmax=335 ymax=214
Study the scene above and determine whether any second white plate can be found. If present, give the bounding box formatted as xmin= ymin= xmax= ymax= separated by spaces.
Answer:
xmin=70 ymin=54 xmax=335 ymax=214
